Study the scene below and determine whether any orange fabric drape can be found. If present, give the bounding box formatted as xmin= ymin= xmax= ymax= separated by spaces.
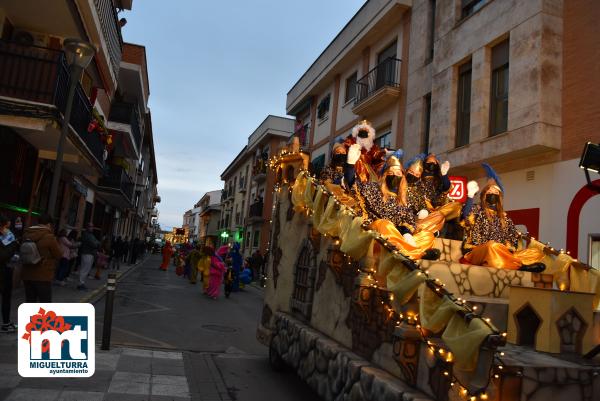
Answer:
xmin=463 ymin=241 xmax=544 ymax=270
xmin=370 ymin=219 xmax=435 ymax=260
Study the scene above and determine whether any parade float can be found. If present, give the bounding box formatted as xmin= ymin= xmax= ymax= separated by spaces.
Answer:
xmin=256 ymin=127 xmax=600 ymax=401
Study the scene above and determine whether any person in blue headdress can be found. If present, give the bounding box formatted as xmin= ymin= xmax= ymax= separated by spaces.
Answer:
xmin=460 ymin=164 xmax=545 ymax=271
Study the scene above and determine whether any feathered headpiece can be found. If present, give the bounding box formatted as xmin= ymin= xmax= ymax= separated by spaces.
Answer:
xmin=351 ymin=120 xmax=375 ymax=139
xmin=404 ymin=153 xmax=426 ymax=171
xmin=380 ymin=149 xmax=404 ymax=175
xmin=482 ymin=163 xmax=504 ymax=193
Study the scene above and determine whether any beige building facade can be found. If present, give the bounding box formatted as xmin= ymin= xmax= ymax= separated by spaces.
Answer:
xmin=287 ymin=0 xmax=600 ymax=265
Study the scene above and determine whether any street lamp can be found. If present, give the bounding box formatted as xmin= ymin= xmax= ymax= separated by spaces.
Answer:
xmin=47 ymin=38 xmax=96 ymax=219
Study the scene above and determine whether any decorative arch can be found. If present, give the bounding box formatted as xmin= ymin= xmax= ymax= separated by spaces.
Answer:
xmin=566 ymin=178 xmax=600 ymax=258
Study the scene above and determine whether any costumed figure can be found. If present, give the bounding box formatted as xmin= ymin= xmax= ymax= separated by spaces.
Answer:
xmin=355 ymin=151 xmax=437 ymax=260
xmin=160 ymin=241 xmax=173 ymax=271
xmin=460 ymin=164 xmax=545 ymax=271
xmin=206 ymin=246 xmax=227 ymax=299
xmin=404 ymin=154 xmax=429 ymax=215
xmin=415 ymin=154 xmax=463 ymax=234
xmin=319 ymin=141 xmax=346 ymax=185
xmin=198 ymin=246 xmax=212 ymax=292
xmin=343 ymin=120 xmax=387 ymax=187
xmin=229 ymin=242 xmax=243 ymax=292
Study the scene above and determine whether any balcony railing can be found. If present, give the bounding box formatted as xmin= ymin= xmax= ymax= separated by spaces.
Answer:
xmin=354 ymin=57 xmax=402 ymax=105
xmin=248 ymin=201 xmax=263 ymax=220
xmin=98 ymin=165 xmax=134 ymax=204
xmin=93 ymin=0 xmax=123 ymax=75
xmin=0 ymin=41 xmax=104 ymax=167
xmin=108 ymin=101 xmax=142 ymax=150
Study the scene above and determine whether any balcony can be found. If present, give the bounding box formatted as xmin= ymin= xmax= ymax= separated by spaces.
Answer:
xmin=97 ymin=165 xmax=134 ymax=209
xmin=247 ymin=201 xmax=264 ymax=224
xmin=252 ymin=162 xmax=267 ymax=183
xmin=107 ymin=101 xmax=142 ymax=157
xmin=0 ymin=41 xmax=104 ymax=168
xmin=93 ymin=0 xmax=123 ymax=76
xmin=352 ymin=58 xmax=402 ymax=116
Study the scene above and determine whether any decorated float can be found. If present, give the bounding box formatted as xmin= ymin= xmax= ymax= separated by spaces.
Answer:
xmin=256 ymin=125 xmax=600 ymax=401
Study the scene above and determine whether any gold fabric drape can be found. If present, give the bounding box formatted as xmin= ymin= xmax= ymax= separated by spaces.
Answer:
xmin=370 ymin=219 xmax=435 ymax=260
xmin=416 ymin=202 xmax=462 ymax=233
xmin=463 ymin=241 xmax=544 ymax=270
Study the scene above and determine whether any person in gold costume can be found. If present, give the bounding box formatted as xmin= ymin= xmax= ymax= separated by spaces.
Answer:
xmin=356 ymin=151 xmax=439 ymax=260
xmin=319 ymin=141 xmax=346 ymax=186
xmin=460 ymin=164 xmax=545 ymax=271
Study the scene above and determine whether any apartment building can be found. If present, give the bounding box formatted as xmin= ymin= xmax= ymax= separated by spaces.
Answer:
xmin=218 ymin=115 xmax=294 ymax=257
xmin=0 ymin=0 xmax=159 ymax=241
xmin=197 ymin=190 xmax=221 ymax=247
xmin=287 ymin=0 xmax=600 ymax=266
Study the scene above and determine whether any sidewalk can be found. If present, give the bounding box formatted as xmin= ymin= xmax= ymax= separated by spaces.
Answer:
xmin=7 ymin=255 xmax=148 ymax=321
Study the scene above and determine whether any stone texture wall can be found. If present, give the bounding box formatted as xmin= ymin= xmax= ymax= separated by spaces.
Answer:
xmin=271 ymin=312 xmax=434 ymax=401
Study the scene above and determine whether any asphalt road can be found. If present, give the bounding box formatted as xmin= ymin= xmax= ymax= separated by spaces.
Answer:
xmin=95 ymin=254 xmax=320 ymax=401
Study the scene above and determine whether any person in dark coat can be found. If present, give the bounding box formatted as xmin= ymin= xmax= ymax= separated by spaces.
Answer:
xmin=0 ymin=215 xmax=19 ymax=332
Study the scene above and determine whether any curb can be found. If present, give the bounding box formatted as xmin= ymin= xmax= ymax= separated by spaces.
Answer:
xmin=80 ymin=255 xmax=149 ymax=304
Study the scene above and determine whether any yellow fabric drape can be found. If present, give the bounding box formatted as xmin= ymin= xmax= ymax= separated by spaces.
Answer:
xmin=303 ymin=176 xmax=315 ymax=209
xmin=463 ymin=241 xmax=544 ymax=269
xmin=291 ymin=171 xmax=308 ymax=210
xmin=370 ymin=219 xmax=435 ymax=260
xmin=387 ymin=268 xmax=427 ymax=310
xmin=311 ymin=187 xmax=327 ymax=228
xmin=442 ymin=315 xmax=493 ymax=372
xmin=419 ymin=288 xmax=461 ymax=334
xmin=316 ymin=196 xmax=342 ymax=237
xmin=570 ymin=266 xmax=600 ymax=310
xmin=339 ymin=216 xmax=375 ymax=260
xmin=416 ymin=202 xmax=462 ymax=234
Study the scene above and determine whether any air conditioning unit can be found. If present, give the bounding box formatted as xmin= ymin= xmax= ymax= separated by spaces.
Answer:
xmin=12 ymin=29 xmax=49 ymax=47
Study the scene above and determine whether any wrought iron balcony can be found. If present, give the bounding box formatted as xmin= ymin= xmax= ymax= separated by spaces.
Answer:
xmin=108 ymin=101 xmax=143 ymax=150
xmin=353 ymin=58 xmax=402 ymax=115
xmin=93 ymin=0 xmax=123 ymax=75
xmin=97 ymin=165 xmax=134 ymax=208
xmin=247 ymin=201 xmax=264 ymax=224
xmin=0 ymin=40 xmax=104 ymax=167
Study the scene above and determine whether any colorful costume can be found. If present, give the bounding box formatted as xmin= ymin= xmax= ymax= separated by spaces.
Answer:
xmin=160 ymin=242 xmax=173 ymax=271
xmin=343 ymin=120 xmax=387 ymax=186
xmin=206 ymin=246 xmax=227 ymax=299
xmin=355 ymin=152 xmax=436 ymax=260
xmin=461 ymin=164 xmax=545 ymax=271
xmin=198 ymin=249 xmax=212 ymax=292
xmin=229 ymin=243 xmax=243 ymax=292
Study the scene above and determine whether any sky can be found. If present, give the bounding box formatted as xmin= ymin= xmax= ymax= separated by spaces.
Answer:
xmin=120 ymin=0 xmax=366 ymax=230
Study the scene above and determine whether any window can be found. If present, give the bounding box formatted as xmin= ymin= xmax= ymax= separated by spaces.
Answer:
xmin=423 ymin=93 xmax=432 ymax=154
xmin=253 ymin=230 xmax=260 ymax=248
xmin=345 ymin=72 xmax=357 ymax=103
xmin=317 ymin=94 xmax=330 ymax=120
xmin=246 ymin=231 xmax=251 ymax=247
xmin=427 ymin=0 xmax=436 ymax=62
xmin=456 ymin=60 xmax=472 ymax=147
xmin=490 ymin=39 xmax=509 ymax=136
xmin=291 ymin=240 xmax=318 ymax=321
xmin=375 ymin=130 xmax=392 ymax=150
xmin=461 ymin=0 xmax=487 ymax=19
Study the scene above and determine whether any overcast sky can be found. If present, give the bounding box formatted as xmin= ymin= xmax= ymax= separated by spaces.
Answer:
xmin=122 ymin=0 xmax=365 ymax=230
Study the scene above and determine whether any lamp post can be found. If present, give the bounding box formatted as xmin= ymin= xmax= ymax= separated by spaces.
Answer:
xmin=47 ymin=38 xmax=96 ymax=219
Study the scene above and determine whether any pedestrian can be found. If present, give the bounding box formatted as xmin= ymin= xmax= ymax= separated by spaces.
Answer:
xmin=20 ymin=214 xmax=62 ymax=302
xmin=229 ymin=243 xmax=242 ymax=292
xmin=110 ymin=236 xmax=124 ymax=270
xmin=78 ymin=223 xmax=99 ymax=290
xmin=206 ymin=246 xmax=227 ymax=299
xmin=94 ymin=235 xmax=110 ymax=279
xmin=160 ymin=241 xmax=173 ymax=271
xmin=186 ymin=244 xmax=203 ymax=284
xmin=55 ymin=229 xmax=75 ymax=286
xmin=198 ymin=246 xmax=212 ymax=292
xmin=0 ymin=215 xmax=19 ymax=332
xmin=67 ymin=230 xmax=79 ymax=279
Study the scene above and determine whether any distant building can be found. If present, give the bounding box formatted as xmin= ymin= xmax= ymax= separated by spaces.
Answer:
xmin=218 ymin=115 xmax=294 ymax=257
xmin=198 ymin=190 xmax=221 ymax=247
